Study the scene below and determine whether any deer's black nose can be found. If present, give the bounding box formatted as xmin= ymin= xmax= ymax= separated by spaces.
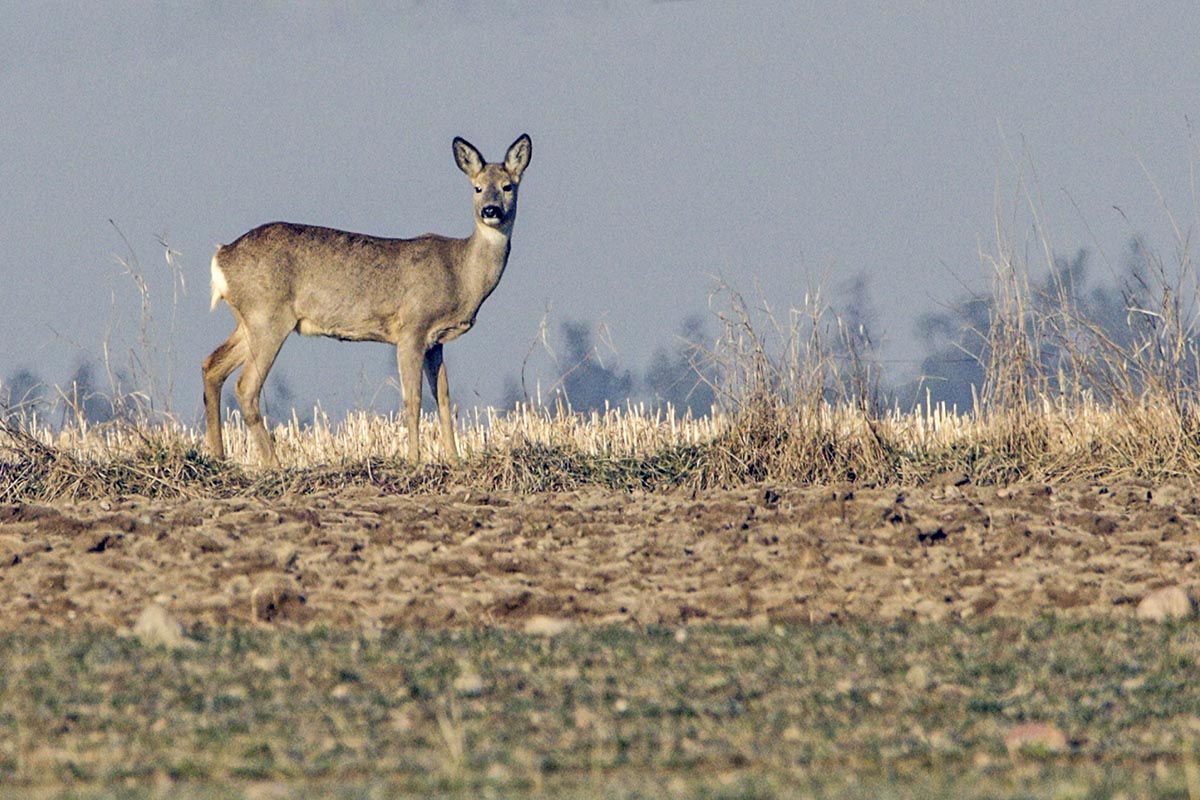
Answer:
xmin=481 ymin=205 xmax=502 ymax=220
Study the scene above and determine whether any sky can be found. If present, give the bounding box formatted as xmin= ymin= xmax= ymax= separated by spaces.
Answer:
xmin=3 ymin=1 xmax=1200 ymax=421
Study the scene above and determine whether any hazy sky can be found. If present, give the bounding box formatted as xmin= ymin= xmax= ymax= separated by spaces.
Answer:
xmin=3 ymin=2 xmax=1200 ymax=419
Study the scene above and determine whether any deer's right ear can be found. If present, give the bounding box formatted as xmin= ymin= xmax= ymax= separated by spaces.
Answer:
xmin=453 ymin=137 xmax=485 ymax=178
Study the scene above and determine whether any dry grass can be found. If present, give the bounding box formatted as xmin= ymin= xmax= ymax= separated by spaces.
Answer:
xmin=5 ymin=159 xmax=1200 ymax=502
xmin=6 ymin=256 xmax=1200 ymax=499
xmin=3 ymin=391 xmax=1200 ymax=504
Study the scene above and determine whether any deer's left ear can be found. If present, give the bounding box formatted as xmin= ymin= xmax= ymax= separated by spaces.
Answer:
xmin=505 ymin=134 xmax=531 ymax=180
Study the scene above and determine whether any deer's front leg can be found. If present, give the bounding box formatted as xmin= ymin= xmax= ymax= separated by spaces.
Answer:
xmin=424 ymin=344 xmax=459 ymax=463
xmin=397 ymin=340 xmax=425 ymax=463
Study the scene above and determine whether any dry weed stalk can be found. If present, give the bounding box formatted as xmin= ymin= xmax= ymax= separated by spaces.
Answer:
xmin=5 ymin=383 xmax=1200 ymax=504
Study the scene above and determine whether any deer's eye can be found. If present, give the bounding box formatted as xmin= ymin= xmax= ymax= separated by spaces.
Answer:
xmin=475 ymin=186 xmax=483 ymax=193
xmin=502 ymin=184 xmax=513 ymax=192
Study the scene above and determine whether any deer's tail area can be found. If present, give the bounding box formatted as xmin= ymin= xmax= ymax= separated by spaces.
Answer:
xmin=210 ymin=248 xmax=229 ymax=311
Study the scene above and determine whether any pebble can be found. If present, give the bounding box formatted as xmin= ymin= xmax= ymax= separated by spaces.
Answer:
xmin=1005 ymin=722 xmax=1067 ymax=755
xmin=1136 ymin=586 xmax=1194 ymax=622
xmin=453 ymin=660 xmax=485 ymax=696
xmin=905 ymin=664 xmax=932 ymax=691
xmin=132 ymin=603 xmax=191 ymax=650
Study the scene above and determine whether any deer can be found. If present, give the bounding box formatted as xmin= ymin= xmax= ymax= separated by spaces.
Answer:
xmin=202 ymin=134 xmax=532 ymax=468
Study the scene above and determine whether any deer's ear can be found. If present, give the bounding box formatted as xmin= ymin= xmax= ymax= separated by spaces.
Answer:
xmin=453 ymin=137 xmax=485 ymax=177
xmin=505 ymin=134 xmax=531 ymax=180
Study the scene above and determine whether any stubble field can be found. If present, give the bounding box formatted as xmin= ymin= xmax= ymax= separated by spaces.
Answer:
xmin=5 ymin=467 xmax=1200 ymax=798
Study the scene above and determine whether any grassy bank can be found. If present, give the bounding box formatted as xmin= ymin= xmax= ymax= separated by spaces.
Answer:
xmin=3 ymin=619 xmax=1200 ymax=798
xmin=3 ymin=394 xmax=1200 ymax=503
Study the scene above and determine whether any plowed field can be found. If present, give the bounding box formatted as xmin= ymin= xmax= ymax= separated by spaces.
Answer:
xmin=3 ymin=480 xmax=1193 ymax=632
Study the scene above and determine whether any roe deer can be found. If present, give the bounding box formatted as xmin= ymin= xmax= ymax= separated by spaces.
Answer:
xmin=203 ymin=134 xmax=532 ymax=467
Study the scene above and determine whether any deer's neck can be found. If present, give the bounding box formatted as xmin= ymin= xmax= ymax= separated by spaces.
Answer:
xmin=461 ymin=222 xmax=512 ymax=303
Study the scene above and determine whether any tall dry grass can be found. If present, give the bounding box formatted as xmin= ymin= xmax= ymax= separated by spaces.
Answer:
xmin=6 ymin=324 xmax=1200 ymax=503
xmin=6 ymin=382 xmax=1199 ymax=503
xmin=5 ymin=162 xmax=1200 ymax=501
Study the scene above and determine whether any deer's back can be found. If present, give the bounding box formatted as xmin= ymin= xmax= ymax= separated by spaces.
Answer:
xmin=216 ymin=222 xmax=468 ymax=343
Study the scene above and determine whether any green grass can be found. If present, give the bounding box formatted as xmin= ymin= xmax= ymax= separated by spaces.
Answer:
xmin=4 ymin=619 xmax=1200 ymax=798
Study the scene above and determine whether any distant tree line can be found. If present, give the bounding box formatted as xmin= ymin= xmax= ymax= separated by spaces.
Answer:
xmin=501 ymin=315 xmax=719 ymax=417
xmin=1 ymin=359 xmax=294 ymax=428
xmin=902 ymin=239 xmax=1178 ymax=412
xmin=510 ymin=238 xmax=1184 ymax=417
xmin=4 ymin=238 xmax=1180 ymax=425
xmin=1 ymin=361 xmax=117 ymax=426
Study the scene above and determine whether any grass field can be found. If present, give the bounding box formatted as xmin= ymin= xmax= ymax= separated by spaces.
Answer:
xmin=5 ymin=619 xmax=1200 ymax=799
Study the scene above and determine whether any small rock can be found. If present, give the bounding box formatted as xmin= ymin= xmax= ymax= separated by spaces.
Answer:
xmin=1121 ymin=675 xmax=1146 ymax=692
xmin=405 ymin=540 xmax=436 ymax=558
xmin=572 ymin=706 xmax=599 ymax=730
xmin=250 ymin=580 xmax=312 ymax=623
xmin=453 ymin=660 xmax=485 ymax=696
xmin=274 ymin=544 xmax=299 ymax=570
xmin=905 ymin=664 xmax=933 ymax=691
xmin=485 ymin=763 xmax=513 ymax=784
xmin=930 ymin=470 xmax=970 ymax=488
xmin=1136 ymin=586 xmax=1194 ymax=622
xmin=523 ymin=615 xmax=575 ymax=636
xmin=133 ymin=604 xmax=191 ymax=649
xmin=1005 ymin=722 xmax=1067 ymax=756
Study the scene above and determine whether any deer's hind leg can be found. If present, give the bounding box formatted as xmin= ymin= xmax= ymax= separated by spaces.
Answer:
xmin=233 ymin=316 xmax=294 ymax=468
xmin=202 ymin=324 xmax=248 ymax=459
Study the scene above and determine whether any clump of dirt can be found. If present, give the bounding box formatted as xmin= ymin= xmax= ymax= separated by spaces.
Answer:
xmin=0 ymin=480 xmax=1195 ymax=632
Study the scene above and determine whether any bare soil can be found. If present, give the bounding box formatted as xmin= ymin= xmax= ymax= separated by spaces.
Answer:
xmin=1 ymin=479 xmax=1195 ymax=632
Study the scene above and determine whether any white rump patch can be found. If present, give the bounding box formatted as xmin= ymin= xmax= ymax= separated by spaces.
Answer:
xmin=209 ymin=253 xmax=228 ymax=311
